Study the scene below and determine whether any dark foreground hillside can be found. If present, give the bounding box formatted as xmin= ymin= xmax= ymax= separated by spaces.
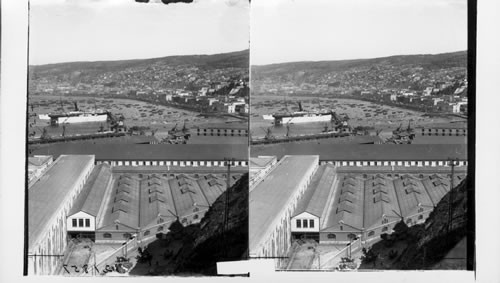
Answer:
xmin=130 ymin=174 xmax=248 ymax=276
xmin=360 ymin=176 xmax=471 ymax=270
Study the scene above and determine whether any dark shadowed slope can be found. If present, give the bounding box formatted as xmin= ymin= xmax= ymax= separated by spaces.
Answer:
xmin=359 ymin=176 xmax=470 ymax=270
xmin=129 ymin=173 xmax=248 ymax=276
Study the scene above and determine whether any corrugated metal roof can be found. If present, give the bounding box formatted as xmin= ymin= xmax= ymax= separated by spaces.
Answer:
xmin=100 ymin=175 xmax=140 ymax=229
xmin=249 ymin=155 xmax=319 ymax=253
xmin=249 ymin=156 xmax=276 ymax=169
xmin=139 ymin=177 xmax=177 ymax=227
xmin=168 ymin=177 xmax=199 ymax=219
xmin=421 ymin=176 xmax=451 ymax=207
xmin=29 ymin=155 xmax=94 ymax=250
xmin=363 ymin=176 xmax=401 ymax=230
xmin=31 ymin=143 xmax=248 ymax=161
xmin=68 ymin=164 xmax=112 ymax=217
xmin=322 ymin=175 xmax=364 ymax=231
xmin=197 ymin=176 xmax=227 ymax=205
xmin=28 ymin=155 xmax=52 ymax=167
xmin=393 ymin=177 xmax=434 ymax=217
xmin=251 ymin=144 xmax=467 ymax=161
xmin=292 ymin=165 xmax=338 ymax=222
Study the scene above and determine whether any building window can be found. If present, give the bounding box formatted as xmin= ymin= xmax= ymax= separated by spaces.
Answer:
xmin=103 ymin=233 xmax=112 ymax=239
xmin=144 ymin=230 xmax=150 ymax=236
xmin=309 ymin=220 xmax=314 ymax=228
xmin=79 ymin=219 xmax=84 ymax=227
xmin=158 ymin=226 xmax=163 ymax=232
xmin=406 ymin=218 xmax=412 ymax=225
xmin=158 ymin=218 xmax=164 ymax=224
xmin=340 ymin=225 xmax=343 ymax=231
xmin=85 ymin=219 xmax=90 ymax=227
xmin=123 ymin=233 xmax=132 ymax=239
xmin=418 ymin=215 xmax=424 ymax=220
xmin=303 ymin=219 xmax=308 ymax=228
xmin=327 ymin=234 xmax=336 ymax=239
xmin=382 ymin=226 xmax=388 ymax=232
xmin=368 ymin=231 xmax=375 ymax=237
xmin=193 ymin=214 xmax=198 ymax=220
xmin=347 ymin=233 xmax=357 ymax=241
xmin=382 ymin=218 xmax=388 ymax=224
xmin=72 ymin=219 xmax=77 ymax=227
xmin=296 ymin=219 xmax=301 ymax=228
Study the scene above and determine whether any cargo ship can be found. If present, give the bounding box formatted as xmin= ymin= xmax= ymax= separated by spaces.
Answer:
xmin=49 ymin=111 xmax=109 ymax=125
xmin=272 ymin=102 xmax=332 ymax=125
xmin=47 ymin=102 xmax=109 ymax=126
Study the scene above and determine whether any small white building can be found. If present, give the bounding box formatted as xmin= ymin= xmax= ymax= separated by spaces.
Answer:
xmin=66 ymin=164 xmax=112 ymax=240
xmin=291 ymin=212 xmax=320 ymax=234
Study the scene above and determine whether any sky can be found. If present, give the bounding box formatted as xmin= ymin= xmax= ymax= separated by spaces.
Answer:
xmin=251 ymin=0 xmax=467 ymax=65
xmin=29 ymin=0 xmax=249 ymax=65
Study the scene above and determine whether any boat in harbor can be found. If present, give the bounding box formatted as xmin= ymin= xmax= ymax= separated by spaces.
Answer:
xmin=47 ymin=102 xmax=109 ymax=125
xmin=49 ymin=110 xmax=109 ymax=125
xmin=272 ymin=102 xmax=333 ymax=125
xmin=273 ymin=111 xmax=333 ymax=125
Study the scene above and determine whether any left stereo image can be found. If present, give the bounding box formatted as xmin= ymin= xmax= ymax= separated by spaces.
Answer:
xmin=25 ymin=0 xmax=249 ymax=276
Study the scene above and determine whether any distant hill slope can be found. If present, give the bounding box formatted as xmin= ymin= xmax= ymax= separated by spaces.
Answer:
xmin=30 ymin=49 xmax=249 ymax=76
xmin=252 ymin=51 xmax=466 ymax=77
xmin=360 ymin=175 xmax=471 ymax=270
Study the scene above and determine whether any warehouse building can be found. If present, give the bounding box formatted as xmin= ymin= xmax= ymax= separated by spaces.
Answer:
xmin=291 ymin=165 xmax=338 ymax=242
xmin=81 ymin=171 xmax=238 ymax=243
xmin=249 ymin=155 xmax=319 ymax=259
xmin=30 ymin=164 xmax=240 ymax=274
xmin=32 ymin=144 xmax=249 ymax=168
xmin=250 ymin=146 xmax=467 ymax=258
xmin=27 ymin=155 xmax=53 ymax=184
xmin=249 ymin=156 xmax=277 ymax=189
xmin=28 ymin=144 xmax=247 ymax=274
xmin=289 ymin=169 xmax=463 ymax=244
xmin=28 ymin=155 xmax=95 ymax=275
xmin=251 ymin=144 xmax=467 ymax=167
xmin=66 ymin=163 xmax=112 ymax=240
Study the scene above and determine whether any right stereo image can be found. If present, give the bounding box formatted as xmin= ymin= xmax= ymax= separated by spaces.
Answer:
xmin=249 ymin=0 xmax=471 ymax=271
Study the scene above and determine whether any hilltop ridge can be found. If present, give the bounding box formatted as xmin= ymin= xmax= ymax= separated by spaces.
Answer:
xmin=31 ymin=49 xmax=249 ymax=75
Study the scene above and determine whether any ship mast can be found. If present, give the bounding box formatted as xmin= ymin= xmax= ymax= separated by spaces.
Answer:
xmin=284 ymin=92 xmax=289 ymax=114
xmin=59 ymin=95 xmax=65 ymax=114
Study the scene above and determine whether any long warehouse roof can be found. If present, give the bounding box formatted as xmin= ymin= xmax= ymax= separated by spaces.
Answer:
xmin=31 ymin=143 xmax=248 ymax=161
xmin=28 ymin=155 xmax=94 ymax=250
xmin=68 ymin=163 xmax=112 ymax=217
xmin=249 ymin=155 xmax=318 ymax=254
xmin=251 ymin=144 xmax=467 ymax=161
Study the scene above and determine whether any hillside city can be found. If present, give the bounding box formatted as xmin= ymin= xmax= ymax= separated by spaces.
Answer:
xmin=29 ymin=51 xmax=250 ymax=115
xmin=252 ymin=51 xmax=467 ymax=115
